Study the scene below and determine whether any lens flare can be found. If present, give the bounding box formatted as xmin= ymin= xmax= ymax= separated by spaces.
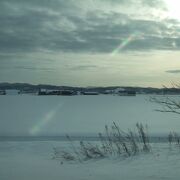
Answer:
xmin=110 ymin=34 xmax=136 ymax=56
xmin=29 ymin=103 xmax=63 ymax=135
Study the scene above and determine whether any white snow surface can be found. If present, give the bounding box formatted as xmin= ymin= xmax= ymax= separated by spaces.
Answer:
xmin=0 ymin=95 xmax=180 ymax=135
xmin=0 ymin=141 xmax=180 ymax=180
xmin=1 ymin=95 xmax=180 ymax=180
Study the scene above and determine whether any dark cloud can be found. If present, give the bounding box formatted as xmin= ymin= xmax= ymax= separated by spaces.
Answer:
xmin=70 ymin=65 xmax=98 ymax=71
xmin=0 ymin=64 xmax=55 ymax=72
xmin=0 ymin=0 xmax=180 ymax=53
xmin=100 ymin=0 xmax=166 ymax=8
xmin=13 ymin=66 xmax=55 ymax=71
xmin=166 ymin=70 xmax=180 ymax=74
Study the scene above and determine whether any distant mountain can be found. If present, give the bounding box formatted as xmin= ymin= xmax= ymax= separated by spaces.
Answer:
xmin=0 ymin=82 xmax=73 ymax=91
xmin=0 ymin=82 xmax=180 ymax=94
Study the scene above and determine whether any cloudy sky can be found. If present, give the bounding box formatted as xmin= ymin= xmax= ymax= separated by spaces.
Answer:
xmin=1 ymin=0 xmax=180 ymax=87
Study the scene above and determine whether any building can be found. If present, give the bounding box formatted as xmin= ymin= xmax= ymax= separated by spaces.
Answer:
xmin=38 ymin=89 xmax=74 ymax=96
xmin=0 ymin=90 xmax=6 ymax=95
xmin=82 ymin=92 xmax=99 ymax=95
xmin=114 ymin=88 xmax=136 ymax=96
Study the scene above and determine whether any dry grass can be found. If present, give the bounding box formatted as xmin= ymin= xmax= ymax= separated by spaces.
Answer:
xmin=53 ymin=122 xmax=151 ymax=162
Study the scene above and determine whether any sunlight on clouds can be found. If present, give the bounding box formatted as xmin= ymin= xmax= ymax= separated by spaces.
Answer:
xmin=165 ymin=0 xmax=180 ymax=20
xmin=1 ymin=0 xmax=180 ymax=87
xmin=30 ymin=103 xmax=63 ymax=135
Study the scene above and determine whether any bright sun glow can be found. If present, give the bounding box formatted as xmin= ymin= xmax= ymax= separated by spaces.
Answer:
xmin=165 ymin=0 xmax=180 ymax=20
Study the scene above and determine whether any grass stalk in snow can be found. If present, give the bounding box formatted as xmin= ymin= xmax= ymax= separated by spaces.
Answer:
xmin=168 ymin=132 xmax=180 ymax=146
xmin=53 ymin=122 xmax=151 ymax=162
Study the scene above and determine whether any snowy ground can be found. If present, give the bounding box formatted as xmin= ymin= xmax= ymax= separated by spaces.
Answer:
xmin=1 ymin=141 xmax=180 ymax=180
xmin=0 ymin=94 xmax=180 ymax=136
xmin=1 ymin=95 xmax=180 ymax=179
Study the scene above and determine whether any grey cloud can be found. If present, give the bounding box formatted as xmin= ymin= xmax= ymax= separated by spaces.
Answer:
xmin=141 ymin=0 xmax=166 ymax=8
xmin=0 ymin=0 xmax=180 ymax=54
xmin=70 ymin=65 xmax=98 ymax=71
xmin=166 ymin=70 xmax=180 ymax=74
xmin=99 ymin=0 xmax=165 ymax=8
xmin=0 ymin=65 xmax=55 ymax=72
xmin=13 ymin=66 xmax=55 ymax=71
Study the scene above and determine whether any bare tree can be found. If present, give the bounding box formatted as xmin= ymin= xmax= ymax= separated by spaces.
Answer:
xmin=150 ymin=96 xmax=180 ymax=114
xmin=150 ymin=84 xmax=180 ymax=115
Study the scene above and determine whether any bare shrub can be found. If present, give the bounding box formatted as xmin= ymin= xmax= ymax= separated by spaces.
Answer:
xmin=168 ymin=132 xmax=180 ymax=145
xmin=150 ymin=96 xmax=180 ymax=114
xmin=136 ymin=123 xmax=150 ymax=152
xmin=53 ymin=123 xmax=151 ymax=162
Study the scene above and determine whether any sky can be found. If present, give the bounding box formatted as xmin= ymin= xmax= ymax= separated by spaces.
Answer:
xmin=1 ymin=0 xmax=180 ymax=87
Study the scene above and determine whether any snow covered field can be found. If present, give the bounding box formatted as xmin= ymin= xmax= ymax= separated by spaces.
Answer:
xmin=1 ymin=95 xmax=180 ymax=180
xmin=0 ymin=94 xmax=180 ymax=136
xmin=1 ymin=141 xmax=180 ymax=180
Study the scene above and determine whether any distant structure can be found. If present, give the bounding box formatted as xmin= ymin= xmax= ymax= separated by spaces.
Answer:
xmin=82 ymin=92 xmax=99 ymax=95
xmin=38 ymin=89 xmax=74 ymax=96
xmin=162 ymin=88 xmax=180 ymax=95
xmin=114 ymin=88 xmax=136 ymax=96
xmin=103 ymin=90 xmax=114 ymax=94
xmin=18 ymin=88 xmax=37 ymax=95
xmin=0 ymin=90 xmax=6 ymax=95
